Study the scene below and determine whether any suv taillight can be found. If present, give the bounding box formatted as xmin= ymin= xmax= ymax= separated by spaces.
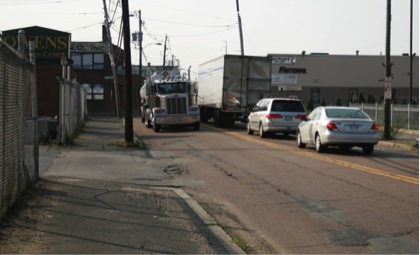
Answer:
xmin=295 ymin=114 xmax=307 ymax=119
xmin=266 ymin=114 xmax=282 ymax=119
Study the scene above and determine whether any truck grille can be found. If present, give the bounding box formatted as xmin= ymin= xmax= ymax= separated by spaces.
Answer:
xmin=166 ymin=97 xmax=187 ymax=115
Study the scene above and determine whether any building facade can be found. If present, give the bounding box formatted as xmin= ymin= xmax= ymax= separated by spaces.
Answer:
xmin=268 ymin=54 xmax=419 ymax=106
xmin=2 ymin=26 xmax=71 ymax=117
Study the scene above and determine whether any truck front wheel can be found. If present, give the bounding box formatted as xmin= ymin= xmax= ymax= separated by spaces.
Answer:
xmin=153 ymin=124 xmax=161 ymax=132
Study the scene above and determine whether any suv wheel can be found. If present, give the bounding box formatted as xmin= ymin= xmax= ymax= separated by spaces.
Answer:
xmin=247 ymin=122 xmax=254 ymax=135
xmin=259 ymin=123 xmax=267 ymax=138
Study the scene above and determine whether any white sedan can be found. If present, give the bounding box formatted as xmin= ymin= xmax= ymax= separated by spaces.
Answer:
xmin=297 ymin=106 xmax=379 ymax=154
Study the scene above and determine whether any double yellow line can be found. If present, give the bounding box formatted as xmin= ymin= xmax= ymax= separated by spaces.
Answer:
xmin=225 ymin=130 xmax=419 ymax=185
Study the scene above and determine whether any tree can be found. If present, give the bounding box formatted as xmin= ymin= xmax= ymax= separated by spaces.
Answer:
xmin=336 ymin=98 xmax=342 ymax=106
xmin=358 ymin=92 xmax=366 ymax=103
xmin=367 ymin=94 xmax=376 ymax=104
xmin=306 ymin=97 xmax=314 ymax=112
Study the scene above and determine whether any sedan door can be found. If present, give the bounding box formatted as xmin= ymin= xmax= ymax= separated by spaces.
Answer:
xmin=300 ymin=108 xmax=322 ymax=144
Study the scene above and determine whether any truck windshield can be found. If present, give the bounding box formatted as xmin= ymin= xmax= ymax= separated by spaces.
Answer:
xmin=157 ymin=82 xmax=187 ymax=94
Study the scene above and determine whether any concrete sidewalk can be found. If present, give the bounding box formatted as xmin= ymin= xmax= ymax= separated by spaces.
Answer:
xmin=0 ymin=117 xmax=242 ymax=254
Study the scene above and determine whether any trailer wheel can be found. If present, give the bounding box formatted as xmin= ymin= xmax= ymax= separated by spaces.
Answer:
xmin=200 ymin=108 xmax=208 ymax=123
xmin=213 ymin=110 xmax=221 ymax=127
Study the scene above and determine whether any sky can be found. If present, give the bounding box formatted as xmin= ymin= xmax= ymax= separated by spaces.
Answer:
xmin=0 ymin=0 xmax=418 ymax=79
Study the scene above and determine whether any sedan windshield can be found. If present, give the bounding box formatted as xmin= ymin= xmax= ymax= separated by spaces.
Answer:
xmin=325 ymin=108 xmax=370 ymax=119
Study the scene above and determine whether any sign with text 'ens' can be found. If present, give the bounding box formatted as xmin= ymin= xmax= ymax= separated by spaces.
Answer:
xmin=2 ymin=26 xmax=70 ymax=63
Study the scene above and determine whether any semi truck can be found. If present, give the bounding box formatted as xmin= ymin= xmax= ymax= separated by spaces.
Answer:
xmin=140 ymin=68 xmax=200 ymax=132
xmin=197 ymin=55 xmax=272 ymax=127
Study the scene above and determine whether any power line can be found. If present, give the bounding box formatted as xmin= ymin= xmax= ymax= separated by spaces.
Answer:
xmin=145 ymin=17 xmax=235 ymax=28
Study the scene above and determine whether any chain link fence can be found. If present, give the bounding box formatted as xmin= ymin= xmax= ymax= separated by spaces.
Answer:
xmin=350 ymin=103 xmax=419 ymax=130
xmin=0 ymin=40 xmax=37 ymax=219
xmin=57 ymin=76 xmax=87 ymax=145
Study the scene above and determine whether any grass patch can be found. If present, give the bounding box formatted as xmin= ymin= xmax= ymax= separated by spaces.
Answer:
xmin=108 ymin=139 xmax=148 ymax=149
xmin=232 ymin=236 xmax=249 ymax=253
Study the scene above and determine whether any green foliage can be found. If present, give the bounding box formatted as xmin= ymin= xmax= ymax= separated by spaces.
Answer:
xmin=358 ymin=93 xmax=366 ymax=103
xmin=336 ymin=98 xmax=342 ymax=106
xmin=306 ymin=97 xmax=314 ymax=112
xmin=367 ymin=94 xmax=376 ymax=104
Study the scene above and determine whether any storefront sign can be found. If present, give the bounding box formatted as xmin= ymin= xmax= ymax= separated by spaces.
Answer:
xmin=2 ymin=26 xmax=70 ymax=63
xmin=272 ymin=56 xmax=294 ymax=64
xmin=272 ymin=74 xmax=298 ymax=85
xmin=71 ymin=42 xmax=110 ymax=53
xmin=278 ymin=66 xmax=307 ymax=74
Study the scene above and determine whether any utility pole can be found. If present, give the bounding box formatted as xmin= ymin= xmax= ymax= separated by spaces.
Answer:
xmin=409 ymin=0 xmax=413 ymax=105
xmin=138 ymin=10 xmax=143 ymax=116
xmin=163 ymin=35 xmax=167 ymax=67
xmin=383 ymin=0 xmax=392 ymax=140
xmin=236 ymin=0 xmax=244 ymax=56
xmin=122 ymin=0 xmax=133 ymax=143
xmin=102 ymin=0 xmax=121 ymax=118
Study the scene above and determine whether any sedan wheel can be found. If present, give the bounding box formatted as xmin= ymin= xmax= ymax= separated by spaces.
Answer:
xmin=315 ymin=134 xmax=325 ymax=153
xmin=362 ymin=145 xmax=374 ymax=155
xmin=297 ymin=131 xmax=306 ymax=148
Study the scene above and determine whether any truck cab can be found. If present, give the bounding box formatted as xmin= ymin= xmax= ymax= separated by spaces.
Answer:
xmin=140 ymin=70 xmax=200 ymax=132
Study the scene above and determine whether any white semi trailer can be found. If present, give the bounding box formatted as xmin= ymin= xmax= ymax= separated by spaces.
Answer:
xmin=198 ymin=55 xmax=271 ymax=127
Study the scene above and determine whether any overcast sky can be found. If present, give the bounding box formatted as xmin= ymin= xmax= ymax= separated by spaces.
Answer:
xmin=0 ymin=0 xmax=418 ymax=78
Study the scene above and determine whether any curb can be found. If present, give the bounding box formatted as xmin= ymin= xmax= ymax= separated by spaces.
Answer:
xmin=378 ymin=140 xmax=417 ymax=151
xmin=154 ymin=187 xmax=245 ymax=254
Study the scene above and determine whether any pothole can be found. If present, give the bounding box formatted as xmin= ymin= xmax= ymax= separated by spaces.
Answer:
xmin=163 ymin=164 xmax=190 ymax=177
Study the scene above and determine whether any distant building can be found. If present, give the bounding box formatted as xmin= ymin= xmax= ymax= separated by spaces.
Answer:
xmin=268 ymin=53 xmax=419 ymax=106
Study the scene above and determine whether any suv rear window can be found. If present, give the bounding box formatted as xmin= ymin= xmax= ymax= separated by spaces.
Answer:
xmin=271 ymin=100 xmax=305 ymax=112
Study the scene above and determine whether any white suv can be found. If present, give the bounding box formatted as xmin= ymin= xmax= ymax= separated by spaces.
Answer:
xmin=247 ymin=98 xmax=307 ymax=138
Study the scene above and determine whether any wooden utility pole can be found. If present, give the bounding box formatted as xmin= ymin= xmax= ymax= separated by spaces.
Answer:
xmin=409 ymin=0 xmax=413 ymax=104
xmin=163 ymin=35 xmax=167 ymax=67
xmin=102 ymin=0 xmax=121 ymax=118
xmin=236 ymin=0 xmax=244 ymax=56
xmin=122 ymin=0 xmax=133 ymax=143
xmin=383 ymin=0 xmax=392 ymax=140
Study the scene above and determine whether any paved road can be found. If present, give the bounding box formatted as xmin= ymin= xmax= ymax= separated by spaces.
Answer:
xmin=135 ymin=119 xmax=419 ymax=254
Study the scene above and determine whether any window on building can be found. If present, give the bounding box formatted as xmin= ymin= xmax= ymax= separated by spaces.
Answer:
xmin=72 ymin=54 xmax=82 ymax=69
xmin=82 ymin=84 xmax=104 ymax=100
xmin=71 ymin=53 xmax=104 ymax=70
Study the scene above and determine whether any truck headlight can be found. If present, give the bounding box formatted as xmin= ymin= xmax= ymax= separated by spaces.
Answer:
xmin=153 ymin=108 xmax=166 ymax=115
xmin=189 ymin=105 xmax=199 ymax=112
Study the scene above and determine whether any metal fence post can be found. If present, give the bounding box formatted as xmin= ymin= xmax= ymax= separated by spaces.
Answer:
xmin=408 ymin=104 xmax=411 ymax=130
